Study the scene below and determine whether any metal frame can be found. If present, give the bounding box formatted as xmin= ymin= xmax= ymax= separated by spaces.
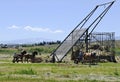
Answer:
xmin=50 ymin=1 xmax=115 ymax=62
xmin=89 ymin=32 xmax=115 ymax=56
xmin=72 ymin=32 xmax=115 ymax=61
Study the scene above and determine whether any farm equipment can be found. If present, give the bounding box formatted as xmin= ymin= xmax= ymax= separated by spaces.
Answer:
xmin=50 ymin=1 xmax=116 ymax=63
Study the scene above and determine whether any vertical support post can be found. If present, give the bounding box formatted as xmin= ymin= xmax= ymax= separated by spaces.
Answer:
xmin=85 ymin=30 xmax=89 ymax=52
xmin=111 ymin=32 xmax=115 ymax=55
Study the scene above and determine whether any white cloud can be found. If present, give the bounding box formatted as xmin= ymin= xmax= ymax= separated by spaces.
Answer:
xmin=8 ymin=25 xmax=20 ymax=29
xmin=24 ymin=26 xmax=63 ymax=33
xmin=24 ymin=26 xmax=50 ymax=32
xmin=52 ymin=30 xmax=63 ymax=33
xmin=8 ymin=25 xmax=63 ymax=33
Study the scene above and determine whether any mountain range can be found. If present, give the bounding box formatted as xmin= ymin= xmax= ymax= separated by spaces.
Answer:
xmin=0 ymin=37 xmax=57 ymax=44
xmin=0 ymin=36 xmax=120 ymax=45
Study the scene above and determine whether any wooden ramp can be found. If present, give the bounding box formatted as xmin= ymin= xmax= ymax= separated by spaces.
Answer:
xmin=115 ymin=56 xmax=120 ymax=63
xmin=51 ymin=28 xmax=87 ymax=62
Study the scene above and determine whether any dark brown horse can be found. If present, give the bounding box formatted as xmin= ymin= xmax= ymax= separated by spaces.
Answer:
xmin=73 ymin=51 xmax=84 ymax=64
xmin=24 ymin=51 xmax=39 ymax=63
xmin=82 ymin=52 xmax=97 ymax=65
xmin=12 ymin=50 xmax=27 ymax=63
xmin=31 ymin=57 xmax=43 ymax=63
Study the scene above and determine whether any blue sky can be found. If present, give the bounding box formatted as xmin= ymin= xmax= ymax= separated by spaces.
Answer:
xmin=0 ymin=0 xmax=119 ymax=43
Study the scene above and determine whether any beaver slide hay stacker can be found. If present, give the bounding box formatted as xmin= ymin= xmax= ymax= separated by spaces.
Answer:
xmin=50 ymin=1 xmax=115 ymax=62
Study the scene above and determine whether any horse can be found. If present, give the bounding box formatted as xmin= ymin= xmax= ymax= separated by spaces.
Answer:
xmin=31 ymin=57 xmax=43 ymax=63
xmin=12 ymin=50 xmax=27 ymax=63
xmin=82 ymin=52 xmax=97 ymax=65
xmin=30 ymin=52 xmax=43 ymax=63
xmin=24 ymin=51 xmax=39 ymax=63
xmin=74 ymin=51 xmax=84 ymax=64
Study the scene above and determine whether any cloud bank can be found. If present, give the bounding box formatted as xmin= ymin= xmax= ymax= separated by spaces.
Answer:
xmin=8 ymin=25 xmax=20 ymax=29
xmin=8 ymin=25 xmax=63 ymax=33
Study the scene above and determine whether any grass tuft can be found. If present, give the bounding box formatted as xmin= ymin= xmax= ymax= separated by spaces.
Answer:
xmin=113 ymin=69 xmax=119 ymax=76
xmin=14 ymin=68 xmax=37 ymax=75
xmin=0 ymin=72 xmax=4 ymax=76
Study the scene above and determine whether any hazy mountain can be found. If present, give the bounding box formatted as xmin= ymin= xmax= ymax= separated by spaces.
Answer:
xmin=1 ymin=36 xmax=120 ymax=45
xmin=115 ymin=36 xmax=120 ymax=40
xmin=0 ymin=37 xmax=56 ymax=44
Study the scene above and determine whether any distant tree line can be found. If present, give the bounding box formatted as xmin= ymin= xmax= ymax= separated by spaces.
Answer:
xmin=0 ymin=44 xmax=8 ymax=48
xmin=0 ymin=40 xmax=61 ymax=48
xmin=20 ymin=40 xmax=61 ymax=47
xmin=36 ymin=40 xmax=61 ymax=46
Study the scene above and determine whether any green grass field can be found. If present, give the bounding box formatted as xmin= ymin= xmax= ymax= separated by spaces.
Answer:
xmin=0 ymin=55 xmax=120 ymax=82
xmin=0 ymin=45 xmax=120 ymax=82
